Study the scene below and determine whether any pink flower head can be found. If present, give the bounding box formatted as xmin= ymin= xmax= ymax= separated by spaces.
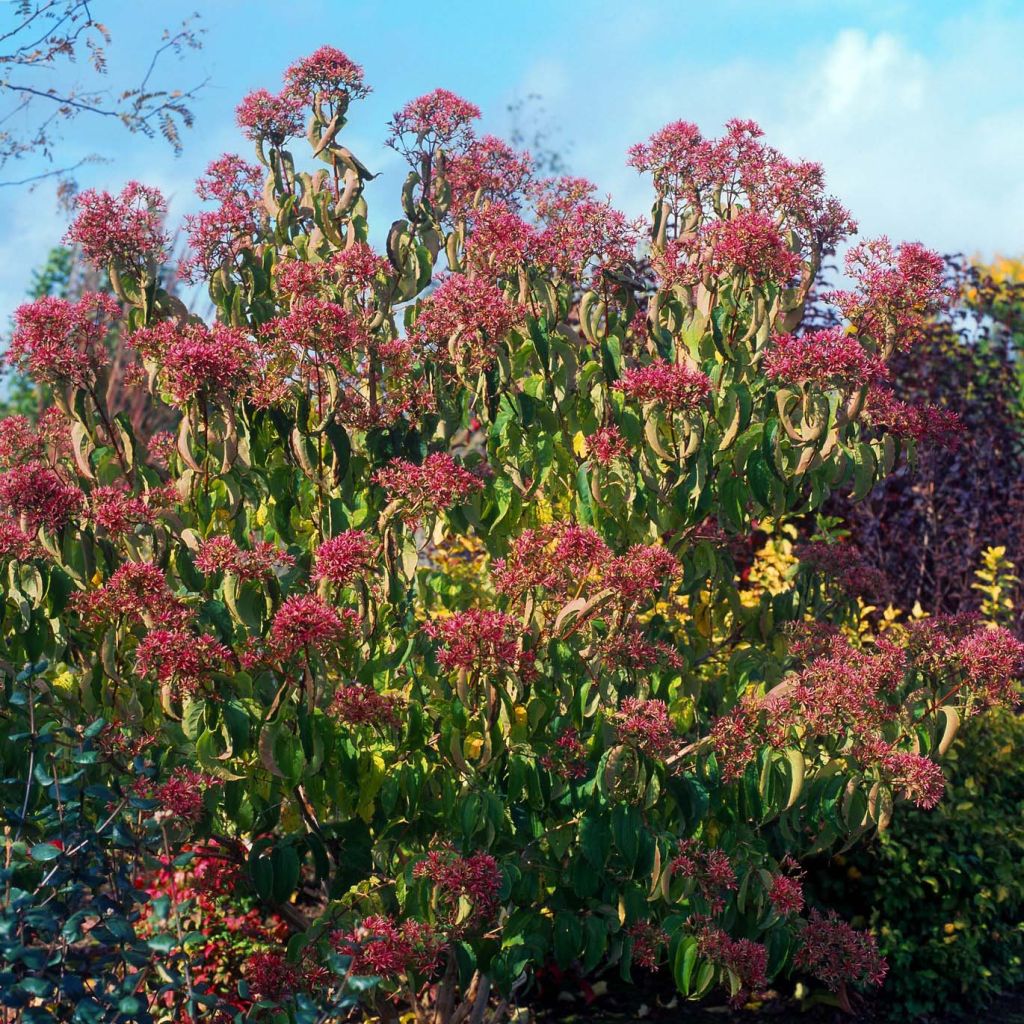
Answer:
xmin=605 ymin=543 xmax=681 ymax=602
xmin=331 ymin=684 xmax=404 ymax=730
xmin=856 ymin=738 xmax=946 ymax=809
xmin=954 ymin=626 xmax=1024 ymax=708
xmin=0 ymin=517 xmax=37 ymax=560
xmin=65 ymin=182 xmax=168 ymax=271
xmin=148 ymin=768 xmax=221 ymax=824
xmin=864 ymin=387 xmax=962 ymax=450
xmin=424 ymin=608 xmax=527 ymax=675
xmin=89 ymin=485 xmax=160 ymax=536
xmin=628 ymin=120 xmax=715 ymax=201
xmin=195 ymin=536 xmax=293 ymax=581
xmin=533 ymin=176 xmax=638 ymax=281
xmin=671 ymin=840 xmax=738 ymax=913
xmin=269 ymin=594 xmax=358 ymax=660
xmin=796 ymin=540 xmax=890 ymax=598
xmin=614 ymin=360 xmax=712 ymax=413
xmin=0 ymin=416 xmax=45 ymax=469
xmin=765 ymin=327 xmax=887 ymax=388
xmin=413 ymin=848 xmax=502 ymax=928
xmin=284 ymin=46 xmax=369 ymax=105
xmin=827 ymin=238 xmax=951 ymax=349
xmin=75 ymin=561 xmax=187 ymax=629
xmin=627 ymin=921 xmax=669 ymax=970
xmin=373 ymin=453 xmax=484 ymax=525
xmin=236 ymin=88 xmax=305 ymax=145
xmin=181 ymin=155 xmax=264 ymax=282
xmin=768 ymin=872 xmax=805 ymax=916
xmin=0 ymin=462 xmax=83 ymax=532
xmin=135 ymin=629 xmax=233 ymax=697
xmin=246 ymin=951 xmax=303 ymax=1003
xmin=540 ymin=727 xmax=589 ymax=780
xmin=9 ymin=292 xmax=120 ymax=387
xmin=694 ymin=920 xmax=768 ymax=1007
xmin=614 ymin=697 xmax=677 ymax=760
xmin=388 ymin=88 xmax=480 ymax=156
xmin=413 ymin=275 xmax=521 ymax=373
xmin=314 ymin=530 xmax=374 ymax=587
xmin=795 ymin=909 xmax=888 ymax=991
xmin=586 ymin=425 xmax=630 ymax=467
xmin=704 ymin=210 xmax=800 ymax=286
xmin=464 ymin=201 xmax=539 ymax=280
xmin=445 ymin=134 xmax=533 ymax=214
xmin=492 ymin=523 xmax=610 ymax=599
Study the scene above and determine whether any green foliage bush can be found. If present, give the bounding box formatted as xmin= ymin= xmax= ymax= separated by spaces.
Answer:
xmin=813 ymin=707 xmax=1024 ymax=1019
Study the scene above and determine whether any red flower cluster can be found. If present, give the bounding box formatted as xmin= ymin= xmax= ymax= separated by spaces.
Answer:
xmin=765 ymin=327 xmax=887 ymax=388
xmin=693 ymin=918 xmax=768 ymax=1007
xmin=0 ymin=415 xmax=45 ymax=468
xmin=768 ymin=872 xmax=805 ymax=916
xmin=9 ymin=292 xmax=120 ymax=387
xmin=797 ymin=539 xmax=890 ymax=598
xmin=424 ymin=609 xmax=527 ymax=675
xmin=627 ymin=920 xmax=669 ymax=970
xmin=413 ymin=848 xmax=502 ymax=928
xmin=446 ymin=135 xmax=533 ymax=214
xmin=148 ymin=768 xmax=221 ymax=824
xmin=794 ymin=909 xmax=888 ymax=991
xmin=331 ymin=684 xmax=404 ymax=730
xmin=864 ymin=387 xmax=962 ymax=450
xmin=703 ymin=210 xmax=801 ymax=286
xmin=65 ymin=182 xmax=168 ymax=271
xmin=334 ymin=915 xmax=442 ymax=978
xmin=464 ymin=202 xmax=538 ymax=280
xmin=614 ymin=697 xmax=678 ymax=760
xmin=586 ymin=425 xmax=630 ymax=467
xmin=0 ymin=518 xmax=37 ymax=560
xmin=373 ymin=453 xmax=484 ymax=524
xmin=615 ymin=360 xmax=712 ymax=412
xmin=671 ymin=840 xmax=738 ymax=913
xmin=855 ymin=738 xmax=945 ymax=809
xmin=314 ymin=530 xmax=374 ymax=587
xmin=245 ymin=951 xmax=303 ymax=1002
xmin=195 ymin=536 xmax=294 ymax=581
xmin=540 ymin=727 xmax=589 ymax=780
xmin=75 ymin=562 xmax=186 ymax=628
xmin=89 ymin=485 xmax=164 ymax=536
xmin=952 ymin=625 xmax=1024 ymax=708
xmin=605 ymin=543 xmax=681 ymax=602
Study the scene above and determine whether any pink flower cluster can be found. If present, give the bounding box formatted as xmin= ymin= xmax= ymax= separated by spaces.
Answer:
xmin=765 ymin=328 xmax=887 ymax=388
xmin=794 ymin=909 xmax=888 ymax=991
xmin=614 ymin=360 xmax=712 ymax=412
xmin=445 ymin=135 xmax=533 ymax=214
xmin=768 ymin=869 xmax=805 ymax=916
xmin=693 ymin=918 xmax=768 ymax=1007
xmin=0 ymin=518 xmax=38 ymax=560
xmin=0 ymin=415 xmax=45 ymax=468
xmin=373 ymin=453 xmax=484 ymax=524
xmin=75 ymin=561 xmax=186 ymax=628
xmin=388 ymin=88 xmax=481 ymax=156
xmin=135 ymin=629 xmax=233 ymax=697
xmin=181 ymin=155 xmax=264 ymax=283
xmin=284 ymin=45 xmax=370 ymax=105
xmin=627 ymin=920 xmax=669 ymax=970
xmin=464 ymin=202 xmax=538 ymax=280
xmin=314 ymin=530 xmax=374 ymax=587
xmin=864 ymin=387 xmax=962 ymax=450
xmin=586 ymin=425 xmax=630 ymax=467
xmin=827 ymin=238 xmax=951 ymax=349
xmin=332 ymin=684 xmax=404 ymax=730
xmin=703 ymin=210 xmax=800 ymax=286
xmin=952 ymin=625 xmax=1024 ymax=708
xmin=65 ymin=182 xmax=168 ymax=271
xmin=236 ymin=88 xmax=305 ymax=145
xmin=614 ymin=697 xmax=677 ymax=760
xmin=0 ymin=463 xmax=82 ymax=532
xmin=855 ymin=738 xmax=945 ymax=809
xmin=492 ymin=523 xmax=610 ymax=600
xmin=9 ymin=292 xmax=120 ymax=387
xmin=424 ymin=609 xmax=527 ymax=675
xmin=605 ymin=544 xmax=681 ymax=602
xmin=268 ymin=594 xmax=358 ymax=661
xmin=195 ymin=536 xmax=294 ymax=581
xmin=413 ymin=848 xmax=502 ymax=928
xmin=797 ymin=539 xmax=890 ymax=598
xmin=413 ymin=275 xmax=522 ymax=373
xmin=149 ymin=767 xmax=222 ymax=824
xmin=89 ymin=484 xmax=165 ymax=536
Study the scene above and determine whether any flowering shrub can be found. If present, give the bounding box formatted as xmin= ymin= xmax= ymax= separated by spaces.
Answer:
xmin=2 ymin=47 xmax=1021 ymax=1023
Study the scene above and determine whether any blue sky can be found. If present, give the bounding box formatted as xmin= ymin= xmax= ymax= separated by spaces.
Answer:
xmin=1 ymin=0 xmax=1022 ymax=317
